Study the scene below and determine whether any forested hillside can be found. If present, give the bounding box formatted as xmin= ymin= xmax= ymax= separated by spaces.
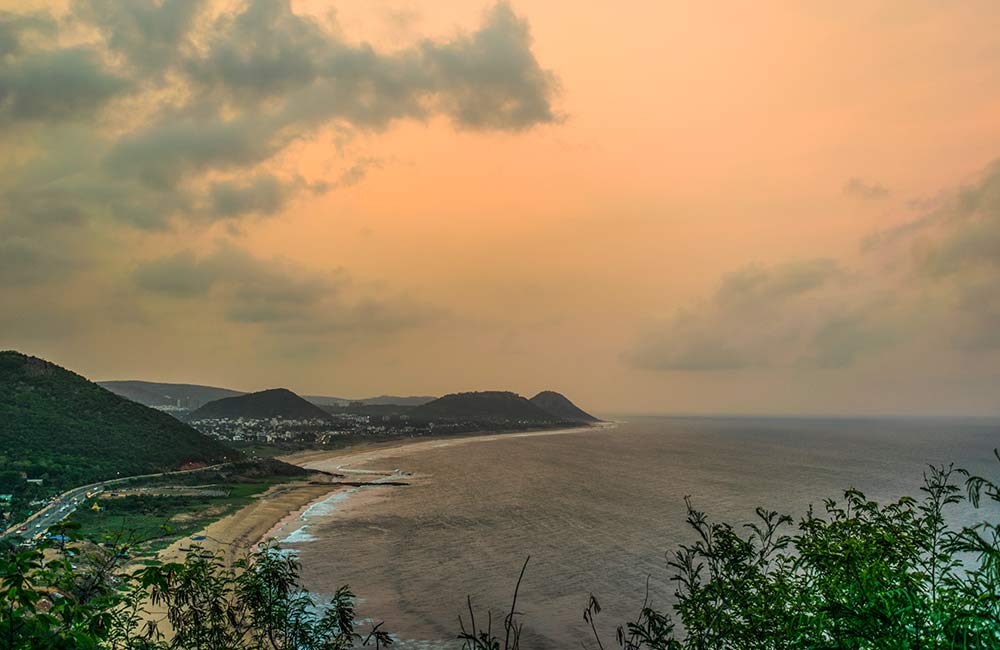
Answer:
xmin=530 ymin=390 xmax=600 ymax=423
xmin=0 ymin=352 xmax=234 ymax=490
xmin=408 ymin=391 xmax=561 ymax=422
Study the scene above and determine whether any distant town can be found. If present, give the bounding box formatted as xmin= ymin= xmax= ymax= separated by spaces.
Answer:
xmin=190 ymin=413 xmax=424 ymax=444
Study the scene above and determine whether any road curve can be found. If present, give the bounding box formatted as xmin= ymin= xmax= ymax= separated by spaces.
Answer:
xmin=2 ymin=463 xmax=231 ymax=541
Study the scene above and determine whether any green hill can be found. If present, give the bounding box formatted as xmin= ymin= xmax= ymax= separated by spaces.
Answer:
xmin=530 ymin=391 xmax=601 ymax=423
xmin=0 ymin=351 xmax=234 ymax=490
xmin=189 ymin=388 xmax=332 ymax=421
xmin=408 ymin=391 xmax=561 ymax=422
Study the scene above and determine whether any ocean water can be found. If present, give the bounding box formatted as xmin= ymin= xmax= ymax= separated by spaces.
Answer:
xmin=282 ymin=416 xmax=1000 ymax=648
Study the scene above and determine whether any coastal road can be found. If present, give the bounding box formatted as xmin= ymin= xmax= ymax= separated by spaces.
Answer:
xmin=1 ymin=463 xmax=231 ymax=542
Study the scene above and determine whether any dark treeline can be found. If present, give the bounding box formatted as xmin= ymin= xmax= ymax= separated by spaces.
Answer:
xmin=2 ymin=455 xmax=999 ymax=649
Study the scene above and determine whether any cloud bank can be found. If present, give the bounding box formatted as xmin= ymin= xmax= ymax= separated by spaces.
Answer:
xmin=0 ymin=0 xmax=558 ymax=351
xmin=628 ymin=159 xmax=1000 ymax=373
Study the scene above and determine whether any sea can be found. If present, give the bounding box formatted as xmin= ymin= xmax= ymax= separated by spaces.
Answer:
xmin=278 ymin=416 xmax=1000 ymax=649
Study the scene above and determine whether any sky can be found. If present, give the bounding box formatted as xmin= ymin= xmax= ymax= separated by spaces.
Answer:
xmin=2 ymin=0 xmax=1000 ymax=416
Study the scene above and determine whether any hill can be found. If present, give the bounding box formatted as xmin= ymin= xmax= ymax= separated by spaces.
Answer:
xmin=318 ymin=402 xmax=415 ymax=418
xmin=189 ymin=388 xmax=332 ymax=421
xmin=408 ymin=391 xmax=561 ymax=422
xmin=358 ymin=395 xmax=436 ymax=406
xmin=0 ymin=351 xmax=234 ymax=489
xmin=302 ymin=394 xmax=348 ymax=407
xmin=305 ymin=394 xmax=436 ymax=407
xmin=530 ymin=391 xmax=601 ymax=423
xmin=99 ymin=380 xmax=244 ymax=410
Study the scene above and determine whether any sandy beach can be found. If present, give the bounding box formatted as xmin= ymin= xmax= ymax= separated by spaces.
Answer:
xmin=156 ymin=477 xmax=351 ymax=566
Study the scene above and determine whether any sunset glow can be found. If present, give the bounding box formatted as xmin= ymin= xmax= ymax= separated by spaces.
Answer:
xmin=3 ymin=0 xmax=1000 ymax=414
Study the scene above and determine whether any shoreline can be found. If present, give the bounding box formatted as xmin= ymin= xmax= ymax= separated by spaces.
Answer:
xmin=282 ymin=421 xmax=615 ymax=470
xmin=157 ymin=422 xmax=614 ymax=564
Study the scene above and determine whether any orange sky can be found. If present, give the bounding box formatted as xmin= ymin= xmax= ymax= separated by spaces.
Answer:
xmin=3 ymin=1 xmax=1000 ymax=414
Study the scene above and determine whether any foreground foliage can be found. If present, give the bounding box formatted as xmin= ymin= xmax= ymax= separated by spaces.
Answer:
xmin=0 ymin=536 xmax=390 ymax=650
xmin=3 ymin=455 xmax=999 ymax=648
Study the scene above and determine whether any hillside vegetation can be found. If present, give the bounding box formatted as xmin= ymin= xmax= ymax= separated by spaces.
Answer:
xmin=0 ymin=351 xmax=234 ymax=491
xmin=408 ymin=391 xmax=561 ymax=422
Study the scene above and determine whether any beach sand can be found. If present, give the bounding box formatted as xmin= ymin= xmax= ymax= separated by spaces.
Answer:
xmin=156 ymin=478 xmax=348 ymax=566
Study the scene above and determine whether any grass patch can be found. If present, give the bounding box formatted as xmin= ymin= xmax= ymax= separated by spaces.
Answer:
xmin=71 ymin=482 xmax=277 ymax=554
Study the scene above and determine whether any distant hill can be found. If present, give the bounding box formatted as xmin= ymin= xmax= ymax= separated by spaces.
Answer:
xmin=317 ymin=402 xmax=414 ymax=417
xmin=359 ymin=395 xmax=436 ymax=406
xmin=189 ymin=388 xmax=332 ymax=421
xmin=99 ymin=380 xmax=244 ymax=410
xmin=302 ymin=395 xmax=349 ymax=407
xmin=0 ymin=351 xmax=234 ymax=489
xmin=408 ymin=391 xmax=561 ymax=422
xmin=305 ymin=394 xmax=436 ymax=407
xmin=530 ymin=391 xmax=601 ymax=423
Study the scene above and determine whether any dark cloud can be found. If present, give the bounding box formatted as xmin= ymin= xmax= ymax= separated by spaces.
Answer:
xmin=99 ymin=0 xmax=558 ymax=193
xmin=1 ymin=0 xmax=560 ymax=233
xmin=863 ymin=160 xmax=1000 ymax=255
xmin=806 ymin=313 xmax=894 ymax=369
xmin=893 ymin=160 xmax=1000 ymax=351
xmin=180 ymin=0 xmax=558 ymax=130
xmin=72 ymin=0 xmax=205 ymax=75
xmin=844 ymin=177 xmax=889 ymax=200
xmin=626 ymin=316 xmax=750 ymax=372
xmin=0 ymin=11 xmax=55 ymax=58
xmin=631 ymin=159 xmax=1000 ymax=373
xmin=860 ymin=212 xmax=936 ymax=251
xmin=627 ymin=258 xmax=845 ymax=372
xmin=0 ymin=237 xmax=81 ymax=287
xmin=329 ymin=158 xmax=381 ymax=189
xmin=1 ymin=130 xmax=194 ymax=232
xmin=209 ymin=174 xmax=294 ymax=218
xmin=419 ymin=2 xmax=559 ymax=130
xmin=954 ymin=279 xmax=1000 ymax=350
xmin=133 ymin=243 xmax=431 ymax=335
xmin=915 ymin=161 xmax=1000 ymax=277
xmin=0 ymin=0 xmax=546 ymax=354
xmin=0 ymin=46 xmax=132 ymax=125
xmin=132 ymin=250 xmax=213 ymax=297
xmin=105 ymin=113 xmax=290 ymax=190
xmin=182 ymin=0 xmax=327 ymax=102
xmin=622 ymin=255 xmax=903 ymax=373
xmin=134 ymin=245 xmax=336 ymax=304
xmin=715 ymin=258 xmax=841 ymax=308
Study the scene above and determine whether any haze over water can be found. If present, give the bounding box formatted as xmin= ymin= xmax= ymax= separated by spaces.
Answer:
xmin=282 ymin=416 xmax=1000 ymax=649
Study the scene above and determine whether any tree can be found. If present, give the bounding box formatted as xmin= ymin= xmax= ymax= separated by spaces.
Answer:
xmin=0 ymin=535 xmax=391 ymax=649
